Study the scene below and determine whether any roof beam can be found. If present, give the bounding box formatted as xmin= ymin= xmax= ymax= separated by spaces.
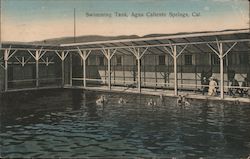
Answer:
xmin=234 ymin=34 xmax=249 ymax=49
xmin=61 ymin=29 xmax=249 ymax=47
xmin=144 ymin=40 xmax=166 ymax=55
xmin=223 ymin=42 xmax=237 ymax=58
xmin=183 ymin=37 xmax=205 ymax=53
xmin=1 ymin=38 xmax=249 ymax=52
xmin=131 ymin=41 xmax=156 ymax=55
xmin=207 ymin=43 xmax=220 ymax=57
xmin=169 ymin=39 xmax=191 ymax=55
xmin=107 ymin=42 xmax=132 ymax=55
xmin=65 ymin=39 xmax=249 ymax=52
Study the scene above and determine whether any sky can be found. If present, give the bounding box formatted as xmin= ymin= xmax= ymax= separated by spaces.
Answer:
xmin=0 ymin=0 xmax=249 ymax=42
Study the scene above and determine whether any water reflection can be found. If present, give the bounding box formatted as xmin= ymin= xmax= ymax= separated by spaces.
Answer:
xmin=0 ymin=89 xmax=250 ymax=158
xmin=72 ymin=90 xmax=82 ymax=110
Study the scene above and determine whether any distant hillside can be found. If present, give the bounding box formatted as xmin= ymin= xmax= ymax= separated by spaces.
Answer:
xmin=32 ymin=35 xmax=140 ymax=45
xmin=31 ymin=28 xmax=248 ymax=45
xmin=30 ymin=33 xmax=189 ymax=45
xmin=31 ymin=33 xmax=186 ymax=45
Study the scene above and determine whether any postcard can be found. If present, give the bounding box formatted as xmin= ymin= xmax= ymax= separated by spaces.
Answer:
xmin=0 ymin=0 xmax=250 ymax=158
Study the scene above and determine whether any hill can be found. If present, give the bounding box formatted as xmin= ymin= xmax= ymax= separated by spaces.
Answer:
xmin=30 ymin=28 xmax=248 ymax=45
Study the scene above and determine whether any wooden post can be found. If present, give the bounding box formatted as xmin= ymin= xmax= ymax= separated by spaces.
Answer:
xmin=155 ymin=56 xmax=157 ymax=87
xmin=143 ymin=58 xmax=145 ymax=87
xmin=62 ymin=53 xmax=65 ymax=87
xmin=129 ymin=47 xmax=147 ymax=93
xmin=4 ymin=49 xmax=8 ymax=91
xmin=207 ymin=41 xmax=237 ymax=99
xmin=35 ymin=50 xmax=39 ymax=87
xmin=78 ymin=49 xmax=91 ymax=88
xmin=195 ymin=65 xmax=197 ymax=90
xmin=113 ymin=63 xmax=116 ymax=85
xmin=123 ymin=55 xmax=125 ymax=85
xmin=168 ymin=55 xmax=170 ymax=86
xmin=108 ymin=50 xmax=111 ymax=90
xmin=164 ymin=45 xmax=187 ymax=96
xmin=219 ymin=43 xmax=224 ymax=99
xmin=173 ymin=45 xmax=178 ymax=96
xmin=137 ymin=56 xmax=141 ymax=92
xmin=70 ymin=52 xmax=73 ymax=86
xmin=104 ymin=60 xmax=107 ymax=85
xmin=101 ymin=49 xmax=116 ymax=90
xmin=180 ymin=56 xmax=183 ymax=89
xmin=83 ymin=57 xmax=87 ymax=88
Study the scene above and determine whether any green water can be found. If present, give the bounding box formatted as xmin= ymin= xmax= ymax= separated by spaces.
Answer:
xmin=0 ymin=89 xmax=250 ymax=158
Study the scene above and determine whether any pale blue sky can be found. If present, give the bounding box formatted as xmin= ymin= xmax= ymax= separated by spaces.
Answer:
xmin=1 ymin=0 xmax=249 ymax=42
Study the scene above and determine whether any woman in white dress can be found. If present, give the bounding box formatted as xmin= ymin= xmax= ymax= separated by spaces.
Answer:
xmin=208 ymin=77 xmax=218 ymax=96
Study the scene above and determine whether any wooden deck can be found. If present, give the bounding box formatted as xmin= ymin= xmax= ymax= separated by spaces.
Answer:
xmin=1 ymin=86 xmax=62 ymax=93
xmin=65 ymin=85 xmax=250 ymax=104
xmin=1 ymin=85 xmax=249 ymax=104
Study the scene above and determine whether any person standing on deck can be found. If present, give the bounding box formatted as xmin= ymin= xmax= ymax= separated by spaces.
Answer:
xmin=241 ymin=78 xmax=249 ymax=97
xmin=229 ymin=78 xmax=240 ymax=97
xmin=201 ymin=77 xmax=209 ymax=95
xmin=208 ymin=76 xmax=218 ymax=96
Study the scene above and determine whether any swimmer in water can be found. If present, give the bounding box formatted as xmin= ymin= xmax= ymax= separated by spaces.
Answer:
xmin=96 ymin=95 xmax=107 ymax=105
xmin=159 ymin=94 xmax=164 ymax=101
xmin=234 ymin=100 xmax=240 ymax=105
xmin=118 ymin=97 xmax=127 ymax=104
xmin=177 ymin=95 xmax=182 ymax=106
xmin=182 ymin=96 xmax=190 ymax=107
xmin=158 ymin=94 xmax=165 ymax=106
xmin=177 ymin=95 xmax=190 ymax=107
xmin=148 ymin=98 xmax=156 ymax=107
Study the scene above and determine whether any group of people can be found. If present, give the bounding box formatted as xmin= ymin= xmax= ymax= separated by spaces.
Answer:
xmin=96 ymin=95 xmax=164 ymax=106
xmin=96 ymin=95 xmax=108 ymax=105
xmin=96 ymin=94 xmax=190 ymax=107
xmin=177 ymin=95 xmax=190 ymax=107
xmin=96 ymin=95 xmax=128 ymax=105
xmin=201 ymin=76 xmax=218 ymax=96
xmin=201 ymin=76 xmax=249 ymax=97
xmin=96 ymin=76 xmax=249 ymax=107
xmin=229 ymin=78 xmax=249 ymax=97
